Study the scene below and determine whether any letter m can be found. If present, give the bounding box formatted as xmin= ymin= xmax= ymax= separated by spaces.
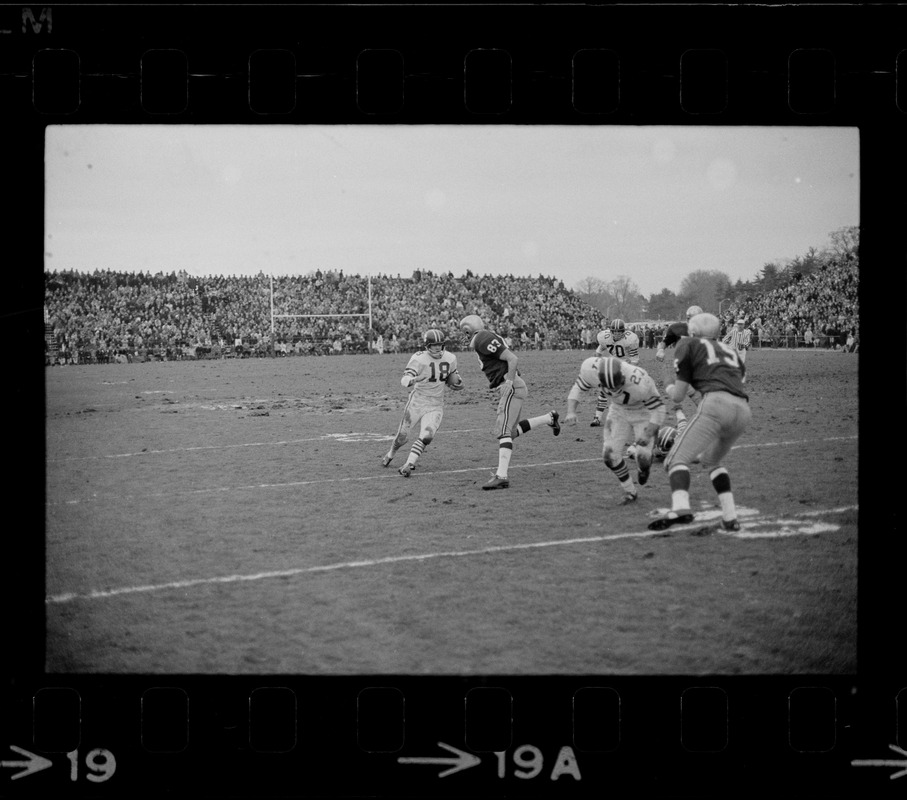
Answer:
xmin=22 ymin=7 xmax=53 ymax=33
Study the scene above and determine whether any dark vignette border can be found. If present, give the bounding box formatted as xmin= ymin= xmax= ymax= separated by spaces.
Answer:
xmin=2 ymin=2 xmax=905 ymax=797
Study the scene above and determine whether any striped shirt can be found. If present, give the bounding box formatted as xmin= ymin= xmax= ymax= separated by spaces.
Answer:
xmin=722 ymin=326 xmax=751 ymax=352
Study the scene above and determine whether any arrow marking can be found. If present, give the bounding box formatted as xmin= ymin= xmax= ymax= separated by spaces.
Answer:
xmin=1 ymin=745 xmax=53 ymax=780
xmin=852 ymin=744 xmax=907 ymax=780
xmin=398 ymin=741 xmax=481 ymax=778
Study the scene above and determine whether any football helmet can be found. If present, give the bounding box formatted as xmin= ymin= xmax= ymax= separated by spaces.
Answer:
xmin=597 ymin=356 xmax=625 ymax=391
xmin=422 ymin=329 xmax=445 ymax=358
xmin=688 ymin=312 xmax=720 ymax=338
xmin=657 ymin=426 xmax=677 ymax=453
xmin=685 ymin=305 xmax=703 ymax=320
xmin=459 ymin=314 xmax=484 ymax=336
xmin=609 ymin=319 xmax=626 ymax=341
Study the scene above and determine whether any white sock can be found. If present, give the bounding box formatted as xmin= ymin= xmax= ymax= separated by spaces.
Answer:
xmin=497 ymin=442 xmax=513 ymax=478
xmin=671 ymin=490 xmax=690 ymax=512
xmin=718 ymin=492 xmax=737 ymax=521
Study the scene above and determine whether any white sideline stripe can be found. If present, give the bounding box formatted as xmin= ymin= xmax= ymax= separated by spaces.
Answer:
xmin=45 ymin=506 xmax=857 ymax=605
xmin=46 ymin=435 xmax=858 ymax=506
xmin=46 ymin=428 xmax=488 ymax=462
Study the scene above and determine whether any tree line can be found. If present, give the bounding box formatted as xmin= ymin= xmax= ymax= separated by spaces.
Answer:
xmin=573 ymin=225 xmax=859 ymax=322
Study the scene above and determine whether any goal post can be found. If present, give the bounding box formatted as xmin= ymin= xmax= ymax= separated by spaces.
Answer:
xmin=269 ymin=273 xmax=374 ymax=355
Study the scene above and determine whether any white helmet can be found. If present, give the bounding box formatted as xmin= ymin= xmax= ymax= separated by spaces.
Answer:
xmin=597 ymin=357 xmax=625 ymax=391
xmin=459 ymin=314 xmax=484 ymax=336
xmin=657 ymin=426 xmax=678 ymax=452
xmin=609 ymin=318 xmax=626 ymax=341
xmin=688 ymin=312 xmax=720 ymax=338
xmin=685 ymin=305 xmax=703 ymax=320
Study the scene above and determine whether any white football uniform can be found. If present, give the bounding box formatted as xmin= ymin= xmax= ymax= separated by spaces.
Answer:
xmin=596 ymin=329 xmax=640 ymax=364
xmin=570 ymin=357 xmax=666 ymax=459
xmin=402 ymin=349 xmax=459 ymax=403
xmin=384 ymin=348 xmax=460 ymax=471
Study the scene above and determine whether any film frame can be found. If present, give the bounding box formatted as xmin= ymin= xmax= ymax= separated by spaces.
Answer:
xmin=4 ymin=1 xmax=906 ymax=797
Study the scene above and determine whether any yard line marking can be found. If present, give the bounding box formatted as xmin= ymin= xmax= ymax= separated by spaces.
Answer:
xmin=46 ymin=432 xmax=860 ymax=462
xmin=50 ymin=459 xmax=599 ymax=505
xmin=46 ymin=435 xmax=859 ymax=507
xmin=46 ymin=428 xmax=489 ymax=461
xmin=45 ymin=506 xmax=857 ymax=605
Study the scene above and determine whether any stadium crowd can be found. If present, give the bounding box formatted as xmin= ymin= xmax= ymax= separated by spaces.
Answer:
xmin=44 ymin=253 xmax=859 ymax=364
xmin=724 ymin=257 xmax=859 ymax=351
xmin=44 ymin=268 xmax=603 ymax=363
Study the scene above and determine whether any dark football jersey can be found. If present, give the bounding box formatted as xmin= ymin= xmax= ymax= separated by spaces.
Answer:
xmin=471 ymin=330 xmax=512 ymax=388
xmin=674 ymin=337 xmax=749 ymax=400
xmin=661 ymin=321 xmax=688 ymax=349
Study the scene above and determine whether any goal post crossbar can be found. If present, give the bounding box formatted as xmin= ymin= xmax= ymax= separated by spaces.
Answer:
xmin=269 ymin=274 xmax=374 ymax=353
xmin=272 ymin=313 xmax=369 ymax=319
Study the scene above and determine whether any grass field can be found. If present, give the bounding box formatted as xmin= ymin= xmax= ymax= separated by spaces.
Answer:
xmin=44 ymin=346 xmax=858 ymax=675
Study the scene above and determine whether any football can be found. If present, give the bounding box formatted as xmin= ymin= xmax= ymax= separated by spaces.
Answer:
xmin=446 ymin=372 xmax=464 ymax=390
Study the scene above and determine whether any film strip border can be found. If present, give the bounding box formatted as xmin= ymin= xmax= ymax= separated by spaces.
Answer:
xmin=5 ymin=3 xmax=906 ymax=796
xmin=1 ymin=4 xmax=907 ymax=121
xmin=3 ymin=677 xmax=905 ymax=794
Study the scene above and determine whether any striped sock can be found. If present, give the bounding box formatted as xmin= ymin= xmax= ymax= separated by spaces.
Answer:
xmin=606 ymin=458 xmax=634 ymax=492
xmin=406 ymin=438 xmax=426 ymax=466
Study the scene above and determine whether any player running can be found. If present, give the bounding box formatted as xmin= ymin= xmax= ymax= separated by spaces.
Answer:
xmin=590 ymin=318 xmax=640 ymax=427
xmin=381 ymin=329 xmax=463 ymax=477
xmin=564 ymin=355 xmax=666 ymax=504
xmin=648 ymin=312 xmax=752 ymax=532
xmin=459 ymin=314 xmax=560 ymax=490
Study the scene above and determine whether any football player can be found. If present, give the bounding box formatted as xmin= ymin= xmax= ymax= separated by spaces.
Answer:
xmin=590 ymin=318 xmax=640 ymax=427
xmin=459 ymin=314 xmax=560 ymax=490
xmin=564 ymin=355 xmax=666 ymax=504
xmin=648 ymin=312 xmax=752 ymax=532
xmin=381 ymin=329 xmax=463 ymax=477
xmin=655 ymin=304 xmax=702 ymax=415
xmin=655 ymin=305 xmax=702 ymax=363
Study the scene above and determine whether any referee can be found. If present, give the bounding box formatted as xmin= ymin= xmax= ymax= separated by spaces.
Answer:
xmin=723 ymin=318 xmax=752 ymax=363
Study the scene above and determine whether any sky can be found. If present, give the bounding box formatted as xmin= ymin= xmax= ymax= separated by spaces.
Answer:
xmin=44 ymin=125 xmax=859 ymax=298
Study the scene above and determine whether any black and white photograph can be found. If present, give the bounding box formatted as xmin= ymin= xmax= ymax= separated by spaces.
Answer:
xmin=44 ymin=123 xmax=859 ymax=676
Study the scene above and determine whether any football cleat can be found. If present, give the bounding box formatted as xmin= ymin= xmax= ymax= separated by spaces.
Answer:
xmin=550 ymin=410 xmax=561 ymax=436
xmin=590 ymin=418 xmax=602 ymax=427
xmin=398 ymin=463 xmax=413 ymax=477
xmin=381 ymin=454 xmax=393 ymax=467
xmin=636 ymin=449 xmax=652 ymax=486
xmin=620 ymin=492 xmax=638 ymax=505
xmin=647 ymin=511 xmax=694 ymax=531
xmin=721 ymin=518 xmax=741 ymax=532
xmin=482 ymin=474 xmax=510 ymax=490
